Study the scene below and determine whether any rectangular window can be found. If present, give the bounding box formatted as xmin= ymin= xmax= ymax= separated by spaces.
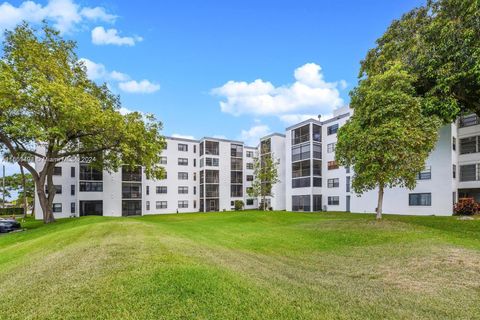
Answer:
xmin=206 ymin=157 xmax=219 ymax=167
xmin=327 ymin=143 xmax=336 ymax=153
xmin=178 ymin=143 xmax=188 ymax=152
xmin=231 ymin=185 xmax=243 ymax=197
xmin=178 ymin=200 xmax=188 ymax=208
xmin=178 ymin=186 xmax=188 ymax=194
xmin=53 ymin=203 xmax=62 ymax=213
xmin=409 ymin=193 xmax=431 ymax=206
xmin=178 ymin=158 xmax=188 ymax=166
xmin=231 ymin=171 xmax=243 ymax=183
xmin=156 ymin=186 xmax=167 ymax=194
xmin=194 ymin=159 xmax=196 ymax=167
xmin=246 ymin=199 xmax=254 ymax=205
xmin=328 ymin=161 xmax=339 ymax=170
xmin=246 ymin=175 xmax=254 ymax=181
xmin=292 ymin=125 xmax=310 ymax=145
xmin=416 ymin=166 xmax=432 ymax=180
xmin=460 ymin=136 xmax=478 ymax=154
xmin=313 ymin=177 xmax=322 ymax=187
xmin=313 ymin=143 xmax=322 ymax=159
xmin=313 ymin=195 xmax=322 ymax=211
xmin=327 ymin=124 xmax=339 ymax=135
xmin=312 ymin=124 xmax=321 ymax=142
xmin=460 ymin=164 xmax=479 ymax=181
xmin=453 ymin=164 xmax=456 ymax=179
xmin=79 ymin=181 xmax=103 ymax=192
xmin=45 ymin=185 xmax=62 ymax=194
xmin=205 ymin=141 xmax=219 ymax=155
xmin=292 ymin=160 xmax=310 ymax=178
xmin=71 ymin=184 xmax=75 ymax=196
xmin=328 ymin=196 xmax=339 ymax=205
xmin=246 ymin=163 xmax=254 ymax=170
xmin=70 ymin=202 xmax=75 ymax=214
xmin=313 ymin=160 xmax=321 ymax=176
xmin=292 ymin=195 xmax=311 ymax=211
xmin=327 ymin=178 xmax=339 ymax=188
xmin=194 ymin=145 xmax=197 ymax=153
xmin=178 ymin=172 xmax=188 ymax=180
xmin=346 ymin=176 xmax=351 ymax=192
xmin=194 ymin=186 xmax=196 ymax=195
xmin=160 ymin=157 xmax=167 ymax=164
xmin=292 ymin=177 xmax=310 ymax=188
xmin=459 ymin=114 xmax=479 ymax=128
xmin=53 ymin=166 xmax=62 ymax=176
xmin=231 ymin=144 xmax=243 ymax=157
xmin=80 ymin=164 xmax=103 ymax=181
xmin=146 ymin=201 xmax=150 ymax=210
xmin=71 ymin=166 xmax=75 ymax=177
xmin=156 ymin=201 xmax=167 ymax=209
xmin=452 ymin=137 xmax=456 ymax=151
xmin=231 ymin=158 xmax=243 ymax=171
xmin=292 ymin=144 xmax=310 ymax=162
xmin=146 ymin=186 xmax=150 ymax=195
xmin=246 ymin=151 xmax=254 ymax=157
xmin=122 ymin=183 xmax=142 ymax=199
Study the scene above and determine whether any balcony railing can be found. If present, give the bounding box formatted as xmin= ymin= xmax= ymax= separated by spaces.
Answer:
xmin=292 ymin=134 xmax=310 ymax=145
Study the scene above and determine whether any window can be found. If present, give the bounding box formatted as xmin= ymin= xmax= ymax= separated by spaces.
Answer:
xmin=292 ymin=195 xmax=310 ymax=211
xmin=178 ymin=143 xmax=188 ymax=152
xmin=416 ymin=166 xmax=431 ymax=180
xmin=328 ymin=161 xmax=339 ymax=170
xmin=313 ymin=144 xmax=321 ymax=159
xmin=231 ymin=144 xmax=243 ymax=157
xmin=327 ymin=178 xmax=339 ymax=188
xmin=409 ymin=193 xmax=431 ymax=206
xmin=122 ymin=183 xmax=142 ymax=199
xmin=313 ymin=177 xmax=322 ymax=187
xmin=156 ymin=186 xmax=167 ymax=194
xmin=194 ymin=145 xmax=197 ymax=153
xmin=292 ymin=125 xmax=309 ymax=145
xmin=45 ymin=185 xmax=62 ymax=194
xmin=193 ymin=172 xmax=197 ymax=181
xmin=178 ymin=186 xmax=188 ymax=194
xmin=71 ymin=184 xmax=75 ymax=196
xmin=453 ymin=164 xmax=456 ymax=179
xmin=292 ymin=160 xmax=310 ymax=178
xmin=261 ymin=138 xmax=272 ymax=153
xmin=231 ymin=185 xmax=243 ymax=197
xmin=346 ymin=176 xmax=351 ymax=192
xmin=313 ymin=195 xmax=322 ymax=211
xmin=71 ymin=166 xmax=75 ymax=177
xmin=459 ymin=114 xmax=479 ymax=128
xmin=53 ymin=166 xmax=62 ymax=176
xmin=346 ymin=166 xmax=350 ymax=174
xmin=156 ymin=201 xmax=167 ymax=209
xmin=178 ymin=158 xmax=188 ymax=166
xmin=231 ymin=171 xmax=242 ymax=183
xmin=246 ymin=199 xmax=254 ymax=205
xmin=80 ymin=164 xmax=103 ymax=181
xmin=231 ymin=158 xmax=242 ymax=170
xmin=194 ymin=186 xmax=196 ymax=195
xmin=313 ymin=160 xmax=321 ymax=176
xmin=292 ymin=144 xmax=310 ymax=162
xmin=246 ymin=175 xmax=254 ymax=181
xmin=194 ymin=159 xmax=196 ymax=167
xmin=70 ymin=202 xmax=75 ymax=214
xmin=53 ymin=203 xmax=62 ymax=213
xmin=328 ymin=196 xmax=339 ymax=205
xmin=460 ymin=136 xmax=478 ymax=154
xmin=246 ymin=163 xmax=254 ymax=170
xmin=327 ymin=143 xmax=336 ymax=153
xmin=122 ymin=166 xmax=142 ymax=182
xmin=460 ymin=164 xmax=479 ymax=181
xmin=178 ymin=172 xmax=188 ymax=180
xmin=160 ymin=157 xmax=167 ymax=164
xmin=178 ymin=201 xmax=188 ymax=208
xmin=292 ymin=177 xmax=310 ymax=188
xmin=312 ymin=124 xmax=321 ymax=142
xmin=327 ymin=124 xmax=338 ymax=135
xmin=206 ymin=157 xmax=219 ymax=166
xmin=205 ymin=141 xmax=219 ymax=155
xmin=79 ymin=181 xmax=103 ymax=192
xmin=146 ymin=186 xmax=150 ymax=195
xmin=146 ymin=201 xmax=150 ymax=210
xmin=246 ymin=151 xmax=254 ymax=157
xmin=452 ymin=137 xmax=456 ymax=151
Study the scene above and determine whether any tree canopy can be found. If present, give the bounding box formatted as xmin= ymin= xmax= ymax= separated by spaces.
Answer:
xmin=361 ymin=0 xmax=480 ymax=122
xmin=336 ymin=62 xmax=440 ymax=219
xmin=0 ymin=22 xmax=166 ymax=223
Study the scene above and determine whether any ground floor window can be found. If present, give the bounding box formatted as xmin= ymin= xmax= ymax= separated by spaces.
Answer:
xmin=246 ymin=199 xmax=254 ymax=206
xmin=409 ymin=193 xmax=431 ymax=206
xmin=53 ymin=203 xmax=62 ymax=213
xmin=178 ymin=200 xmax=188 ymax=208
xmin=122 ymin=200 xmax=141 ymax=216
xmin=156 ymin=201 xmax=167 ymax=209
xmin=80 ymin=201 xmax=103 ymax=216
xmin=328 ymin=196 xmax=339 ymax=206
xmin=292 ymin=195 xmax=310 ymax=211
xmin=313 ymin=195 xmax=322 ymax=211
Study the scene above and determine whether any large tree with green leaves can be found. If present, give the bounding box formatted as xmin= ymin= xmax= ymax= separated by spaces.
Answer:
xmin=361 ymin=0 xmax=480 ymax=121
xmin=247 ymin=152 xmax=280 ymax=210
xmin=336 ymin=62 xmax=440 ymax=219
xmin=0 ymin=23 xmax=165 ymax=223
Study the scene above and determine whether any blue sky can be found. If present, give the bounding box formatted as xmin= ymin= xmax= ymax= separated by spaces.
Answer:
xmin=0 ymin=0 xmax=424 ymax=176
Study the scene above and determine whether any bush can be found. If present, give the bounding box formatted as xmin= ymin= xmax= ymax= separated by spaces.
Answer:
xmin=234 ymin=200 xmax=244 ymax=211
xmin=453 ymin=198 xmax=479 ymax=216
xmin=0 ymin=207 xmax=24 ymax=216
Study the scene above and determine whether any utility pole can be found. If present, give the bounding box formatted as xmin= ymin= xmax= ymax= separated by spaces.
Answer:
xmin=2 ymin=165 xmax=5 ymax=209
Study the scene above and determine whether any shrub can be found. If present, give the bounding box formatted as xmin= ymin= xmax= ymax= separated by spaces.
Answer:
xmin=234 ymin=200 xmax=244 ymax=211
xmin=0 ymin=207 xmax=24 ymax=216
xmin=453 ymin=198 xmax=479 ymax=216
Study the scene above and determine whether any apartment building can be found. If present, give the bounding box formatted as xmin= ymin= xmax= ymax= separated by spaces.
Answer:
xmin=35 ymin=107 xmax=480 ymax=219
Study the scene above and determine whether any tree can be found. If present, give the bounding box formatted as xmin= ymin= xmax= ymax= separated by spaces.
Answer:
xmin=247 ymin=151 xmax=280 ymax=210
xmin=0 ymin=23 xmax=166 ymax=223
xmin=3 ymin=172 xmax=35 ymax=217
xmin=360 ymin=0 xmax=480 ymax=122
xmin=335 ymin=62 xmax=440 ymax=219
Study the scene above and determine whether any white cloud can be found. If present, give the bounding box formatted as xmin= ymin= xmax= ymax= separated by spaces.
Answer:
xmin=91 ymin=26 xmax=142 ymax=46
xmin=172 ymin=134 xmax=196 ymax=140
xmin=119 ymin=80 xmax=160 ymax=94
xmin=279 ymin=114 xmax=318 ymax=125
xmin=118 ymin=107 xmax=134 ymax=115
xmin=240 ymin=124 xmax=271 ymax=146
xmin=0 ymin=0 xmax=116 ymax=34
xmin=211 ymin=63 xmax=345 ymax=118
xmin=79 ymin=58 xmax=129 ymax=82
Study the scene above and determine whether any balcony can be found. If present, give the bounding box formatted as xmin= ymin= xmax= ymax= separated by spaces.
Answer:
xmin=291 ymin=134 xmax=310 ymax=146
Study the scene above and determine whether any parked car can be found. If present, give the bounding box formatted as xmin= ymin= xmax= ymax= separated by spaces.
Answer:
xmin=0 ymin=218 xmax=21 ymax=233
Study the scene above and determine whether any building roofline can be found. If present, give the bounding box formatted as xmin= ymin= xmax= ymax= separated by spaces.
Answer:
xmin=165 ymin=136 xmax=200 ymax=143
xmin=260 ymin=132 xmax=286 ymax=141
xmin=285 ymin=118 xmax=322 ymax=131
xmin=320 ymin=112 xmax=350 ymax=125
xmin=200 ymin=136 xmax=245 ymax=144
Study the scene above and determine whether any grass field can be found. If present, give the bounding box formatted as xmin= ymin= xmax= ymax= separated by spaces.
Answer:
xmin=0 ymin=211 xmax=479 ymax=320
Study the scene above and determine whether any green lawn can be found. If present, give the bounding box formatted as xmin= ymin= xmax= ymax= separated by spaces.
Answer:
xmin=0 ymin=211 xmax=479 ymax=320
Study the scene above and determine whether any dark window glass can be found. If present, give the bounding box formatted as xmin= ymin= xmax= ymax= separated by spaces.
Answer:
xmin=328 ymin=196 xmax=339 ymax=205
xmin=53 ymin=166 xmax=62 ymax=176
xmin=327 ymin=124 xmax=339 ymax=135
xmin=292 ymin=195 xmax=310 ymax=211
xmin=409 ymin=193 xmax=431 ymax=206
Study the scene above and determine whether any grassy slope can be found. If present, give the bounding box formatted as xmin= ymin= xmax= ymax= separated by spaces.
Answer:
xmin=0 ymin=211 xmax=479 ymax=320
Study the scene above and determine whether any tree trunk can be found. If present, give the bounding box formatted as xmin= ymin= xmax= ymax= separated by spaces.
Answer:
xmin=35 ymin=174 xmax=55 ymax=224
xmin=19 ymin=165 xmax=28 ymax=218
xmin=262 ymin=195 xmax=266 ymax=211
xmin=376 ymin=184 xmax=384 ymax=220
